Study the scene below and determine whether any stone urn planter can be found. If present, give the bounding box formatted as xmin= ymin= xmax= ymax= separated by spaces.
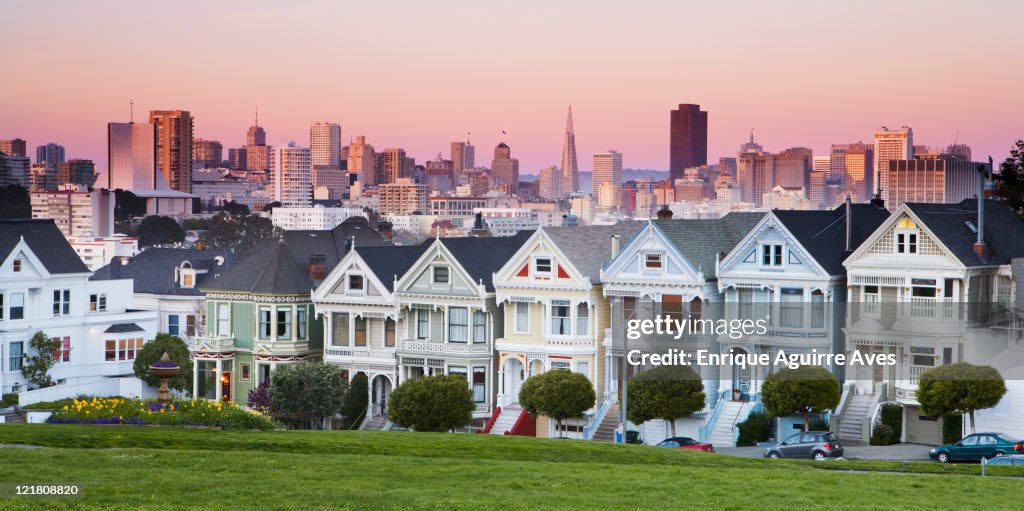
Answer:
xmin=149 ymin=352 xmax=180 ymax=404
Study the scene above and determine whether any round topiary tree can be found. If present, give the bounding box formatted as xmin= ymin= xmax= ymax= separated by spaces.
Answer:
xmin=133 ymin=333 xmax=193 ymax=392
xmin=627 ymin=365 xmax=705 ymax=437
xmin=761 ymin=365 xmax=840 ymax=431
xmin=387 ymin=374 xmax=474 ymax=432
xmin=268 ymin=360 xmax=348 ymax=429
xmin=518 ymin=369 xmax=596 ymax=438
xmin=916 ymin=362 xmax=1006 ymax=434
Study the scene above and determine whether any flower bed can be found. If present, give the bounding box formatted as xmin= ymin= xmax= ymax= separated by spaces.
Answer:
xmin=46 ymin=397 xmax=279 ymax=430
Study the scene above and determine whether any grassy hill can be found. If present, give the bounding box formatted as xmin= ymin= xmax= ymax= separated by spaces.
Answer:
xmin=0 ymin=425 xmax=1022 ymax=510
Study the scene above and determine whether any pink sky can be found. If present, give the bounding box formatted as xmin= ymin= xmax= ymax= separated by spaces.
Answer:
xmin=2 ymin=1 xmax=1023 ymax=174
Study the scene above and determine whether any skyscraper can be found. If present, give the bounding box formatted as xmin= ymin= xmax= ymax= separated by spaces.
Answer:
xmin=383 ymin=148 xmax=411 ymax=183
xmin=192 ymin=138 xmax=223 ymax=167
xmin=874 ymin=126 xmax=913 ymax=205
xmin=0 ymin=139 xmax=27 ymax=157
xmin=270 ymin=142 xmax=312 ymax=207
xmin=246 ymin=111 xmax=269 ymax=172
xmin=149 ymin=110 xmax=193 ymax=193
xmin=490 ymin=142 xmax=519 ymax=191
xmin=560 ymin=106 xmax=579 ymax=193
xmin=228 ymin=147 xmax=247 ymax=169
xmin=464 ymin=139 xmax=475 ymax=170
xmin=592 ymin=150 xmax=623 ymax=208
xmin=843 ymin=147 xmax=874 ymax=202
xmin=539 ymin=165 xmax=562 ymax=200
xmin=310 ymin=122 xmax=342 ymax=168
xmin=670 ymin=104 xmax=708 ymax=179
xmin=347 ymin=135 xmax=377 ymax=186
xmin=106 ymin=121 xmax=158 ymax=191
xmin=36 ymin=143 xmax=66 ymax=165
xmin=451 ymin=141 xmax=466 ymax=174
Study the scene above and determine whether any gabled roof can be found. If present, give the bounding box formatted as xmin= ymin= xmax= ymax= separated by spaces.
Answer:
xmin=431 ymin=230 xmax=533 ymax=291
xmin=282 ymin=217 xmax=391 ymax=270
xmin=90 ymin=248 xmax=236 ymax=296
xmin=354 ymin=244 xmax=429 ymax=292
xmin=906 ymin=199 xmax=1024 ymax=267
xmin=655 ymin=213 xmax=764 ymax=278
xmin=773 ymin=204 xmax=890 ymax=275
xmin=0 ymin=219 xmax=88 ymax=274
xmin=544 ymin=222 xmax=643 ymax=283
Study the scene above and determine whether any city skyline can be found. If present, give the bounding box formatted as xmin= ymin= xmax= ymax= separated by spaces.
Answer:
xmin=2 ymin=1 xmax=1023 ymax=174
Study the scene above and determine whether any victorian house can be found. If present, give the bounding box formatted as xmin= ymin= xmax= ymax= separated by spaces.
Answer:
xmin=841 ymin=199 xmax=1024 ymax=444
xmin=492 ymin=222 xmax=640 ymax=438
xmin=1 ymin=219 xmax=157 ymax=403
xmin=716 ymin=202 xmax=888 ymax=445
xmin=601 ymin=213 xmax=762 ymax=444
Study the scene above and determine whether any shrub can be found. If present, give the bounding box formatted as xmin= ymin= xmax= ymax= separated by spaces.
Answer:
xmin=133 ymin=333 xmax=193 ymax=392
xmin=942 ymin=414 xmax=963 ymax=444
xmin=870 ymin=423 xmax=899 ymax=445
xmin=519 ymin=370 xmax=596 ymax=438
xmin=879 ymin=402 xmax=903 ymax=440
xmin=627 ymin=365 xmax=705 ymax=437
xmin=268 ymin=360 xmax=347 ymax=429
xmin=247 ymin=380 xmax=270 ymax=414
xmin=761 ymin=366 xmax=840 ymax=431
xmin=0 ymin=393 xmax=18 ymax=408
xmin=21 ymin=331 xmax=61 ymax=389
xmin=388 ymin=374 xmax=474 ymax=432
xmin=736 ymin=411 xmax=775 ymax=446
xmin=340 ymin=373 xmax=368 ymax=430
xmin=808 ymin=415 xmax=830 ymax=432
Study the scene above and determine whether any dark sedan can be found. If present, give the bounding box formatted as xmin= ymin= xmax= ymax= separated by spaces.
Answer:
xmin=929 ymin=433 xmax=1023 ymax=463
xmin=655 ymin=437 xmax=715 ymax=453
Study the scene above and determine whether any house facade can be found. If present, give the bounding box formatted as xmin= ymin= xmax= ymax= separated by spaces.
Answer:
xmin=0 ymin=219 xmax=158 ymax=403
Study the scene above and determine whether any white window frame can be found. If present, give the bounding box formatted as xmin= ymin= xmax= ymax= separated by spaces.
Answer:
xmin=52 ymin=288 xmax=70 ymax=316
xmin=472 ymin=310 xmax=487 ymax=344
xmin=348 ymin=274 xmax=365 ymax=292
xmin=761 ymin=244 xmax=783 ymax=267
xmin=10 ymin=292 xmax=25 ymax=320
xmin=416 ymin=309 xmax=430 ymax=339
xmin=276 ymin=306 xmax=292 ymax=340
xmin=896 ymin=230 xmax=918 ymax=254
xmin=533 ymin=256 xmax=553 ymax=276
xmin=514 ymin=302 xmax=530 ymax=334
xmin=168 ymin=314 xmax=181 ymax=336
xmin=218 ymin=303 xmax=231 ymax=337
xmin=550 ymin=301 xmax=571 ymax=336
xmin=643 ymin=252 xmax=663 ymax=270
xmin=89 ymin=293 xmax=107 ymax=312
xmin=575 ymin=303 xmax=589 ymax=336
xmin=448 ymin=307 xmax=469 ymax=343
xmin=432 ymin=266 xmax=450 ymax=284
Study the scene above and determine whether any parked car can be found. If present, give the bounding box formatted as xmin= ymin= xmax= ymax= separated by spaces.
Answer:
xmin=655 ymin=437 xmax=715 ymax=452
xmin=929 ymin=433 xmax=1024 ymax=463
xmin=763 ymin=431 xmax=844 ymax=460
xmin=984 ymin=454 xmax=1024 ymax=466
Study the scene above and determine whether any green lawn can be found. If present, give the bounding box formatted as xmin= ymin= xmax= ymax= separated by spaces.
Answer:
xmin=0 ymin=425 xmax=1022 ymax=510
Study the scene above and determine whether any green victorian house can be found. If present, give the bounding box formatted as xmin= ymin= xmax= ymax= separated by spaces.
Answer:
xmin=192 ymin=218 xmax=390 ymax=402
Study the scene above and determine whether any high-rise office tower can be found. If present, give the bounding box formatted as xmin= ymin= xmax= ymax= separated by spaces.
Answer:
xmin=35 ymin=143 xmax=66 ymax=165
xmin=192 ymin=138 xmax=223 ymax=167
xmin=561 ymin=106 xmax=579 ymax=193
xmin=885 ymin=154 xmax=979 ymax=211
xmin=0 ymin=138 xmax=27 ymax=157
xmin=592 ymin=150 xmax=623 ymax=208
xmin=246 ymin=111 xmax=269 ymax=172
xmin=228 ymin=147 xmax=247 ymax=169
xmin=451 ymin=141 xmax=466 ymax=174
xmin=774 ymin=147 xmax=812 ymax=193
xmin=270 ymin=142 xmax=312 ymax=207
xmin=843 ymin=147 xmax=874 ymax=202
xmin=347 ymin=135 xmax=377 ymax=186
xmin=670 ymin=104 xmax=708 ymax=179
xmin=383 ymin=148 xmax=411 ymax=183
xmin=539 ymin=165 xmax=562 ymax=200
xmin=310 ymin=122 xmax=342 ymax=168
xmin=946 ymin=143 xmax=972 ymax=162
xmin=490 ymin=142 xmax=519 ymax=191
xmin=149 ymin=110 xmax=193 ymax=193
xmin=874 ymin=126 xmax=913 ymax=205
xmin=57 ymin=160 xmax=96 ymax=188
xmin=464 ymin=139 xmax=475 ymax=170
xmin=107 ymin=121 xmax=158 ymax=190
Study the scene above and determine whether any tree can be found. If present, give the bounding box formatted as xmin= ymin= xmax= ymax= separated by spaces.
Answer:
xmin=993 ymin=140 xmax=1024 ymax=217
xmin=21 ymin=331 xmax=61 ymax=389
xmin=761 ymin=365 xmax=840 ymax=431
xmin=268 ymin=360 xmax=347 ymax=429
xmin=199 ymin=213 xmax=277 ymax=255
xmin=916 ymin=362 xmax=1006 ymax=434
xmin=222 ymin=200 xmax=250 ymax=216
xmin=340 ymin=372 xmax=368 ymax=429
xmin=518 ymin=369 xmax=596 ymax=438
xmin=137 ymin=215 xmax=185 ymax=247
xmin=113 ymin=189 xmax=147 ymax=221
xmin=0 ymin=185 xmax=31 ymax=219
xmin=132 ymin=333 xmax=193 ymax=392
xmin=388 ymin=374 xmax=474 ymax=432
xmin=627 ymin=365 xmax=705 ymax=437
xmin=247 ymin=380 xmax=270 ymax=414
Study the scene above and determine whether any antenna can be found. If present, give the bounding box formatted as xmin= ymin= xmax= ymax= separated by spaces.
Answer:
xmin=129 ymin=99 xmax=134 ymax=123
xmin=255 ymin=105 xmax=259 ymax=126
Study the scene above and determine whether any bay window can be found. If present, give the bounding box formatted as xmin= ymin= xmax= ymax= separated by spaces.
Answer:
xmin=551 ymin=302 xmax=571 ymax=335
xmin=331 ymin=313 xmax=349 ymax=346
xmin=258 ymin=306 xmax=271 ymax=339
xmin=276 ymin=306 xmax=292 ymax=339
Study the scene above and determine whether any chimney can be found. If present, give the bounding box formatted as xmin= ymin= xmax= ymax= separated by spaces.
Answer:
xmin=308 ymin=254 xmax=327 ymax=283
xmin=610 ymin=234 xmax=621 ymax=259
xmin=973 ymin=162 xmax=989 ymax=260
xmin=344 ymin=235 xmax=355 ymax=253
xmin=378 ymin=220 xmax=394 ymax=241
xmin=656 ymin=205 xmax=673 ymax=219
xmin=844 ymin=193 xmax=853 ymax=253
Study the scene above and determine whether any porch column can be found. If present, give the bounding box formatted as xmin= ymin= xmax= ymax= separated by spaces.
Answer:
xmin=214 ymin=359 xmax=223 ymax=402
xmin=367 ymin=375 xmax=375 ymax=418
xmin=192 ymin=358 xmax=199 ymax=397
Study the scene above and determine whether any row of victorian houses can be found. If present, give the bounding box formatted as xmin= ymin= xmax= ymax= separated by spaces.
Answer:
xmin=5 ymin=199 xmax=1024 ymax=445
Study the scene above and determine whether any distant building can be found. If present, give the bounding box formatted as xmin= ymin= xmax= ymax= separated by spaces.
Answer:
xmin=592 ymin=150 xmax=623 ymax=208
xmin=31 ymin=185 xmax=115 ymax=238
xmin=271 ymin=205 xmax=367 ymax=230
xmin=57 ymin=159 xmax=96 ymax=188
xmin=490 ymin=142 xmax=519 ymax=190
xmin=311 ymin=122 xmax=342 ymax=168
xmin=670 ymin=104 xmax=708 ymax=180
xmin=737 ymin=147 xmax=811 ymax=207
xmin=0 ymin=153 xmax=30 ymax=187
xmin=191 ymin=168 xmax=253 ymax=209
xmin=844 ymin=147 xmax=874 ymax=201
xmin=0 ymin=138 xmax=27 ymax=157
xmin=569 ymin=194 xmax=595 ymax=225
xmin=192 ymin=138 xmax=223 ymax=167
xmin=379 ymin=178 xmax=429 ymax=215
xmin=104 ymin=121 xmax=194 ymax=217
xmin=383 ymin=148 xmax=412 ymax=184
xmin=884 ymin=154 xmax=982 ymax=211
xmin=347 ymin=135 xmax=377 ymax=186
xmin=539 ymin=165 xmax=562 ymax=200
xmin=451 ymin=139 xmax=475 ymax=174
xmin=561 ymin=106 xmax=580 ymax=193
xmin=150 ymin=109 xmax=194 ymax=193
xmin=30 ymin=163 xmax=55 ymax=191
xmin=246 ymin=116 xmax=269 ymax=172
xmin=311 ymin=167 xmax=347 ymax=200
xmin=228 ymin=147 xmax=247 ymax=169
xmin=270 ymin=142 xmax=312 ymax=208
xmin=874 ymin=126 xmax=913 ymax=205
xmin=35 ymin=143 xmax=66 ymax=165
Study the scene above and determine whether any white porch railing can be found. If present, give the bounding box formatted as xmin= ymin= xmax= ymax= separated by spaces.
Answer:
xmin=324 ymin=346 xmax=396 ymax=360
xmin=908 ymin=365 xmax=929 ymax=386
xmin=397 ymin=340 xmax=490 ymax=355
xmin=193 ymin=334 xmax=235 ymax=350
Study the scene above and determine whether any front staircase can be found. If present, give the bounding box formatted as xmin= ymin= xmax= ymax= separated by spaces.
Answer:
xmin=837 ymin=393 xmax=874 ymax=444
xmin=590 ymin=404 xmax=620 ymax=442
xmin=489 ymin=405 xmax=522 ymax=435
xmin=1 ymin=411 xmax=26 ymax=424
xmin=708 ymin=400 xmax=749 ymax=447
xmin=360 ymin=414 xmax=389 ymax=431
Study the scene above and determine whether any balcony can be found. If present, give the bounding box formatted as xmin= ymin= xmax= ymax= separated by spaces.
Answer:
xmin=397 ymin=339 xmax=490 ymax=356
xmin=904 ymin=298 xmax=960 ymax=320
xmin=192 ymin=334 xmax=236 ymax=352
xmin=324 ymin=345 xmax=397 ymax=363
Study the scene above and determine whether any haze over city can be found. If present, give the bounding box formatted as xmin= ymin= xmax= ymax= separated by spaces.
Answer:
xmin=3 ymin=0 xmax=1023 ymax=174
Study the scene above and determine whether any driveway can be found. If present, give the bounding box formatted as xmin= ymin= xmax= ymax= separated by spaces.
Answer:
xmin=716 ymin=444 xmax=932 ymax=461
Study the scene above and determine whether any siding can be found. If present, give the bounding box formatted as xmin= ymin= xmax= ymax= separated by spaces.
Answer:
xmin=232 ymin=302 xmax=255 ymax=349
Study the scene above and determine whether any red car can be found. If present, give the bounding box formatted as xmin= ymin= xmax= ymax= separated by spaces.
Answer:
xmin=655 ymin=436 xmax=715 ymax=453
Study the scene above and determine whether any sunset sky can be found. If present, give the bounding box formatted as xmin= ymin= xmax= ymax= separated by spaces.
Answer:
xmin=2 ymin=0 xmax=1023 ymax=174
